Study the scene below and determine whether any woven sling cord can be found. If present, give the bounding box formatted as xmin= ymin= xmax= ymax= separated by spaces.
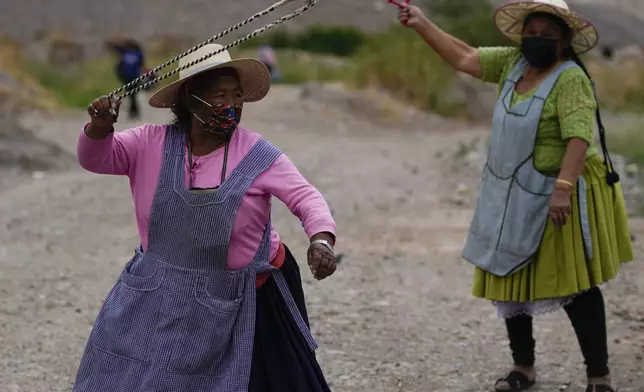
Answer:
xmin=96 ymin=0 xmax=316 ymax=116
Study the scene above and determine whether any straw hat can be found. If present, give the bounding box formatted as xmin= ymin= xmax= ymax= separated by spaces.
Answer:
xmin=148 ymin=43 xmax=271 ymax=108
xmin=494 ymin=0 xmax=599 ymax=53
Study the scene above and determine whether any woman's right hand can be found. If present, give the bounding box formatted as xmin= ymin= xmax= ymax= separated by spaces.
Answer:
xmin=87 ymin=95 xmax=121 ymax=130
xmin=398 ymin=3 xmax=428 ymax=29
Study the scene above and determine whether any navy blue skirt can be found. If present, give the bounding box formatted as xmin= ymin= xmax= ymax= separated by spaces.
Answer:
xmin=249 ymin=245 xmax=332 ymax=392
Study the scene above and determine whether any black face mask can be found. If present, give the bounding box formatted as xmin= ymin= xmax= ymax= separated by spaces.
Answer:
xmin=521 ymin=36 xmax=559 ymax=69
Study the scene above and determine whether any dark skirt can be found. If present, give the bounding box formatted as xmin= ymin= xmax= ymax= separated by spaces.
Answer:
xmin=249 ymin=245 xmax=332 ymax=392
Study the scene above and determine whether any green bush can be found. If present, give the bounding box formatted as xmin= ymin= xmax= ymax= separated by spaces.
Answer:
xmin=23 ymin=51 xmax=179 ymax=109
xmin=426 ymin=0 xmax=509 ymax=48
xmin=293 ymin=26 xmax=366 ymax=56
xmin=609 ymin=122 xmax=644 ymax=167
xmin=261 ymin=29 xmax=292 ymax=49
xmin=24 ymin=59 xmax=120 ymax=108
xmin=239 ymin=25 xmax=366 ymax=57
xmin=350 ymin=26 xmax=462 ymax=117
xmin=234 ymin=49 xmax=350 ymax=85
xmin=346 ymin=0 xmax=512 ymax=117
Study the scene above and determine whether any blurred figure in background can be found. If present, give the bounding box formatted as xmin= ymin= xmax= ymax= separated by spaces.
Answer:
xmin=257 ymin=44 xmax=281 ymax=82
xmin=106 ymin=38 xmax=145 ymax=120
xmin=601 ymin=46 xmax=614 ymax=60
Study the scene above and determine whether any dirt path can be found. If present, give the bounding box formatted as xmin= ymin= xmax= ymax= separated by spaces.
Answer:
xmin=1 ymin=86 xmax=643 ymax=392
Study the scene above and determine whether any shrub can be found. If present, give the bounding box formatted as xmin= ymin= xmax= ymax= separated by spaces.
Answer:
xmin=350 ymin=26 xmax=461 ymax=117
xmin=425 ymin=0 xmax=509 ymax=48
xmin=608 ymin=121 xmax=644 ymax=167
xmin=347 ymin=0 xmax=511 ymax=117
xmin=239 ymin=25 xmax=366 ymax=57
xmin=23 ymin=49 xmax=179 ymax=109
xmin=293 ymin=25 xmax=366 ymax=56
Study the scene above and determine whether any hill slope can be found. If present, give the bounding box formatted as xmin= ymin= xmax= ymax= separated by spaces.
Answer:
xmin=0 ymin=0 xmax=642 ymax=57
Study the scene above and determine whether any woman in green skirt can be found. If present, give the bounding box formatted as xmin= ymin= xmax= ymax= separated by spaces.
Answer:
xmin=398 ymin=0 xmax=633 ymax=391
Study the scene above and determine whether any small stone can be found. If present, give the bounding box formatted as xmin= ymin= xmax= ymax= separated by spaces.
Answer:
xmin=558 ymin=381 xmax=571 ymax=390
xmin=456 ymin=183 xmax=469 ymax=194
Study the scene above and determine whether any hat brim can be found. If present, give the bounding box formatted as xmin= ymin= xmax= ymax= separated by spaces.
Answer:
xmin=493 ymin=1 xmax=599 ymax=54
xmin=148 ymin=58 xmax=271 ymax=108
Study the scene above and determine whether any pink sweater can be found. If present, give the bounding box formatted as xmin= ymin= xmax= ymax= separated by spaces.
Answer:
xmin=77 ymin=123 xmax=336 ymax=269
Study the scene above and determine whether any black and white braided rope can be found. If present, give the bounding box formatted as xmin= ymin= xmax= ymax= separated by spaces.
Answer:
xmin=110 ymin=0 xmax=315 ymax=101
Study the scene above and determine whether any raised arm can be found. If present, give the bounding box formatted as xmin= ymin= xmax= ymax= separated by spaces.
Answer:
xmin=398 ymin=3 xmax=482 ymax=78
xmin=78 ymin=95 xmax=140 ymax=176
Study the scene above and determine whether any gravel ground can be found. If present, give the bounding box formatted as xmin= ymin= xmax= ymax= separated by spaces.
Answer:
xmin=1 ymin=86 xmax=643 ymax=391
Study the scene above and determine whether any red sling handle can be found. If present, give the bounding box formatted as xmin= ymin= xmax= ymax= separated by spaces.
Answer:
xmin=388 ymin=0 xmax=411 ymax=25
xmin=388 ymin=0 xmax=410 ymax=8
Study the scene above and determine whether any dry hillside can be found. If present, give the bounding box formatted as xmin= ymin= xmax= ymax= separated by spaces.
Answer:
xmin=0 ymin=0 xmax=642 ymax=58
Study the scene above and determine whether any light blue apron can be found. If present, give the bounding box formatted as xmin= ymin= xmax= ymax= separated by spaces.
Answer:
xmin=462 ymin=58 xmax=593 ymax=277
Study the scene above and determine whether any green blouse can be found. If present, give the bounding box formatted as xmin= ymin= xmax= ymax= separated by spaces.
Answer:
xmin=478 ymin=46 xmax=598 ymax=173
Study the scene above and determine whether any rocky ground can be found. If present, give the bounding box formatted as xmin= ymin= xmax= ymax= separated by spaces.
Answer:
xmin=0 ymin=85 xmax=643 ymax=392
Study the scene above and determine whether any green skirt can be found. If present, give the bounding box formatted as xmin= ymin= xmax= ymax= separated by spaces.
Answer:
xmin=472 ymin=155 xmax=634 ymax=302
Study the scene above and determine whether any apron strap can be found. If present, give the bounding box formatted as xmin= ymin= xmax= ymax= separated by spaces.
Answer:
xmin=533 ymin=61 xmax=579 ymax=100
xmin=163 ymin=124 xmax=185 ymax=155
xmin=252 ymin=215 xmax=318 ymax=352
xmin=499 ymin=59 xmax=527 ymax=100
xmin=507 ymin=58 xmax=527 ymax=83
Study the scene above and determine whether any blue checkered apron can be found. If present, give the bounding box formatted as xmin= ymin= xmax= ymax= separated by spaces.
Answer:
xmin=72 ymin=126 xmax=318 ymax=392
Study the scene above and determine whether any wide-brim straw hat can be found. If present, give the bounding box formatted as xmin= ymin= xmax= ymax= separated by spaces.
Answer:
xmin=493 ymin=0 xmax=599 ymax=54
xmin=148 ymin=43 xmax=271 ymax=108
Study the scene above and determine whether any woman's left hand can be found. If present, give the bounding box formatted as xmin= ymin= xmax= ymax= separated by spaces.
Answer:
xmin=307 ymin=242 xmax=337 ymax=281
xmin=549 ymin=184 xmax=573 ymax=226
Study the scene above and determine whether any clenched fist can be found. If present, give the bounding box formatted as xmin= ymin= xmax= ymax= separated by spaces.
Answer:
xmin=397 ymin=3 xmax=428 ymax=29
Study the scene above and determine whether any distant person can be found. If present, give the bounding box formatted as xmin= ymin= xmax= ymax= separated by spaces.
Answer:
xmin=109 ymin=39 xmax=145 ymax=120
xmin=601 ymin=46 xmax=614 ymax=60
xmin=257 ymin=44 xmax=281 ymax=82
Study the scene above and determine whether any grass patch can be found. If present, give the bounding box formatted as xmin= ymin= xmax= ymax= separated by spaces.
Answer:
xmin=23 ymin=50 xmax=181 ymax=109
xmin=426 ymin=0 xmax=508 ymax=47
xmin=269 ymin=51 xmax=350 ymax=84
xmin=23 ymin=59 xmax=120 ymax=109
xmin=238 ymin=25 xmax=366 ymax=57
xmin=344 ymin=0 xmax=508 ymax=117
xmin=0 ymin=36 xmax=60 ymax=110
xmin=609 ymin=122 xmax=644 ymax=166
xmin=21 ymin=46 xmax=349 ymax=109
xmin=349 ymin=26 xmax=463 ymax=117
xmin=586 ymin=59 xmax=644 ymax=113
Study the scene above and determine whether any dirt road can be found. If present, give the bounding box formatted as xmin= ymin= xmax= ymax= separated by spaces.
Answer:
xmin=1 ymin=86 xmax=643 ymax=391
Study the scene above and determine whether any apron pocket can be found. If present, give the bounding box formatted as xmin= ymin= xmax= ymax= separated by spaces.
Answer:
xmin=91 ymin=256 xmax=165 ymax=362
xmin=166 ymin=275 xmax=245 ymax=377
xmin=468 ymin=165 xmax=510 ymax=241
xmin=498 ymin=177 xmax=551 ymax=259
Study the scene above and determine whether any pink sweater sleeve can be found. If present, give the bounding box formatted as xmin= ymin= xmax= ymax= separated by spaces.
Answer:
xmin=77 ymin=123 xmax=147 ymax=176
xmin=258 ymin=153 xmax=337 ymax=241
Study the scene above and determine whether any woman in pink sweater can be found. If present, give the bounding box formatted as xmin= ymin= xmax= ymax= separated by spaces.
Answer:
xmin=72 ymin=44 xmax=337 ymax=392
